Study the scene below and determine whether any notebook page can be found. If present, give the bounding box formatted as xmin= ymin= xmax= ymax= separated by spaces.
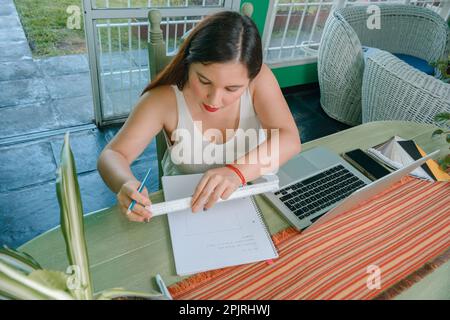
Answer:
xmin=162 ymin=174 xmax=278 ymax=276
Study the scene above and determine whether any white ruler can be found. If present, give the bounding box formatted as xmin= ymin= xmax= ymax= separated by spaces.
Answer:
xmin=151 ymin=174 xmax=279 ymax=216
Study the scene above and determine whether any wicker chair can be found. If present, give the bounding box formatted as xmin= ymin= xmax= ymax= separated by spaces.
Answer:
xmin=362 ymin=49 xmax=450 ymax=125
xmin=318 ymin=4 xmax=449 ymax=126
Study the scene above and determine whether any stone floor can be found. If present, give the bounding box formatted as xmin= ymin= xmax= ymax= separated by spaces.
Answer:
xmin=0 ymin=1 xmax=149 ymax=138
xmin=0 ymin=0 xmax=350 ymax=249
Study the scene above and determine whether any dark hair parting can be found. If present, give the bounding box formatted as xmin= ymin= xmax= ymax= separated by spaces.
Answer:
xmin=141 ymin=11 xmax=262 ymax=95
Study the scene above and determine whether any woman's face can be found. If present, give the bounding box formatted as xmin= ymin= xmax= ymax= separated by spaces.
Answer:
xmin=186 ymin=61 xmax=250 ymax=113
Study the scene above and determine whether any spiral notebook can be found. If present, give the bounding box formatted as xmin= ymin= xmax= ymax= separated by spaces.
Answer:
xmin=162 ymin=173 xmax=278 ymax=276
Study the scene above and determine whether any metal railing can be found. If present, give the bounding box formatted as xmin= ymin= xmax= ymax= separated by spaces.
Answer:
xmin=262 ymin=0 xmax=335 ymax=65
xmin=263 ymin=0 xmax=450 ymax=66
xmin=82 ymin=0 xmax=239 ymax=126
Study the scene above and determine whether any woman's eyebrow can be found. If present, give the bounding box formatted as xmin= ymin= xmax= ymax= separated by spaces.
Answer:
xmin=196 ymin=71 xmax=244 ymax=88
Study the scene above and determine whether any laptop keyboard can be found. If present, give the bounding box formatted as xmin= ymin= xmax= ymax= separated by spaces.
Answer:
xmin=274 ymin=165 xmax=367 ymax=221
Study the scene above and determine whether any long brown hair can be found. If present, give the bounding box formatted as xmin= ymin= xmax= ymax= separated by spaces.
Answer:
xmin=141 ymin=11 xmax=262 ymax=96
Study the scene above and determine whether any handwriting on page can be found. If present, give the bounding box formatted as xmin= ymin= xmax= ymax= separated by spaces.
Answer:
xmin=206 ymin=234 xmax=260 ymax=253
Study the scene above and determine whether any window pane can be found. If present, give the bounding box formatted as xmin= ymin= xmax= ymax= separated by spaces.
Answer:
xmin=265 ymin=1 xmax=334 ymax=63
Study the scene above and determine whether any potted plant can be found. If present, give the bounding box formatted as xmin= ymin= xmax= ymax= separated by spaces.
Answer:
xmin=432 ymin=112 xmax=450 ymax=173
xmin=431 ymin=55 xmax=450 ymax=83
xmin=0 ymin=133 xmax=166 ymax=300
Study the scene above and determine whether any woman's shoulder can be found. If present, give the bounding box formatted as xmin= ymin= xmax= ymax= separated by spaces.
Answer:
xmin=140 ymin=84 xmax=176 ymax=106
xmin=253 ymin=63 xmax=274 ymax=84
xmin=137 ymin=85 xmax=177 ymax=125
xmin=249 ymin=63 xmax=277 ymax=98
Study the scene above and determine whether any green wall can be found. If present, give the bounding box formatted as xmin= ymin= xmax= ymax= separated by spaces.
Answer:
xmin=240 ymin=0 xmax=269 ymax=35
xmin=241 ymin=0 xmax=318 ymax=88
xmin=272 ymin=63 xmax=318 ymax=88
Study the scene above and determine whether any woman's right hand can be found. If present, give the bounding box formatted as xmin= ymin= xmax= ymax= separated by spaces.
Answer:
xmin=117 ymin=180 xmax=153 ymax=222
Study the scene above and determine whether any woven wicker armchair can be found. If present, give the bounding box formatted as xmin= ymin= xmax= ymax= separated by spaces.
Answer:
xmin=318 ymin=4 xmax=448 ymax=126
xmin=362 ymin=50 xmax=450 ymax=125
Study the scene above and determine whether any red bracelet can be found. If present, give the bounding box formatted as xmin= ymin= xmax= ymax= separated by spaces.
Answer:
xmin=225 ymin=164 xmax=246 ymax=186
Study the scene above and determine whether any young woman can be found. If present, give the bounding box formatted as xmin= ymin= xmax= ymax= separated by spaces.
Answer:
xmin=97 ymin=11 xmax=301 ymax=223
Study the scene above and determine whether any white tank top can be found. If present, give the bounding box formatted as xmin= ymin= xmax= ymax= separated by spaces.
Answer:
xmin=161 ymin=85 xmax=266 ymax=175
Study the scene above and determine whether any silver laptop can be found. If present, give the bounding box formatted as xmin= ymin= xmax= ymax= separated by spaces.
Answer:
xmin=261 ymin=146 xmax=439 ymax=232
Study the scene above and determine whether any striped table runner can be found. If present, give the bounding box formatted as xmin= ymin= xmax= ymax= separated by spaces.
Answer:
xmin=168 ymin=178 xmax=450 ymax=300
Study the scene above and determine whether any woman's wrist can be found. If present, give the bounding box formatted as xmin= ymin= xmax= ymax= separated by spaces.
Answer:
xmin=225 ymin=164 xmax=246 ymax=186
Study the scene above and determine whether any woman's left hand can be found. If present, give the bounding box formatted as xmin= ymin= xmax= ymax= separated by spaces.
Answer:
xmin=191 ymin=166 xmax=243 ymax=212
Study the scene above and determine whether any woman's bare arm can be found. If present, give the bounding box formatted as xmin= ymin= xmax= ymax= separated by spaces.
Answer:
xmin=233 ymin=64 xmax=302 ymax=181
xmin=97 ymin=86 xmax=174 ymax=193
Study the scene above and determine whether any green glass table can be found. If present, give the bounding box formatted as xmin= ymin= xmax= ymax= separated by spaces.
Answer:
xmin=19 ymin=121 xmax=450 ymax=299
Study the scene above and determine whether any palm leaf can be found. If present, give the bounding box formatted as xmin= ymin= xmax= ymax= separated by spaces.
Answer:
xmin=55 ymin=133 xmax=93 ymax=300
xmin=0 ymin=246 xmax=42 ymax=275
xmin=0 ymin=261 xmax=73 ymax=300
xmin=28 ymin=270 xmax=70 ymax=293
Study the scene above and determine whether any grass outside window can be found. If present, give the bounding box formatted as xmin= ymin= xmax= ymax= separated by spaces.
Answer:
xmin=13 ymin=0 xmax=206 ymax=58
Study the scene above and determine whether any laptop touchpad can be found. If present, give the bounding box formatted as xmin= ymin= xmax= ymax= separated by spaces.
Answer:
xmin=278 ymin=155 xmax=318 ymax=185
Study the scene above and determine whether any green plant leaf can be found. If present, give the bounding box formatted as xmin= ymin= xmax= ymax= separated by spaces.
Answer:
xmin=443 ymin=154 xmax=450 ymax=165
xmin=95 ymin=288 xmax=167 ymax=300
xmin=0 ymin=261 xmax=73 ymax=300
xmin=28 ymin=270 xmax=70 ymax=292
xmin=56 ymin=133 xmax=93 ymax=300
xmin=0 ymin=246 xmax=42 ymax=275
xmin=0 ymin=290 xmax=16 ymax=300
xmin=432 ymin=129 xmax=444 ymax=138
xmin=0 ymin=275 xmax=49 ymax=300
xmin=433 ymin=112 xmax=450 ymax=126
xmin=447 ymin=134 xmax=450 ymax=144
xmin=437 ymin=155 xmax=450 ymax=171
